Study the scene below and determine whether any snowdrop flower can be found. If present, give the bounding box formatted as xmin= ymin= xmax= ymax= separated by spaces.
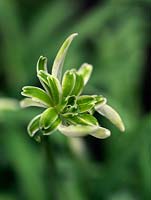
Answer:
xmin=20 ymin=33 xmax=125 ymax=141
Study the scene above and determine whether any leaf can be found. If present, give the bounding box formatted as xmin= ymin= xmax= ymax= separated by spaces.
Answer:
xmin=93 ymin=95 xmax=107 ymax=105
xmin=77 ymin=95 xmax=96 ymax=113
xmin=21 ymin=86 xmax=52 ymax=107
xmin=64 ymin=113 xmax=98 ymax=126
xmin=40 ymin=107 xmax=58 ymax=129
xmin=37 ymin=70 xmax=51 ymax=95
xmin=71 ymin=72 xmax=84 ymax=96
xmin=52 ymin=33 xmax=78 ymax=81
xmin=42 ymin=117 xmax=61 ymax=135
xmin=27 ymin=114 xmax=41 ymax=137
xmin=62 ymin=70 xmax=76 ymax=97
xmin=77 ymin=114 xmax=98 ymax=126
xmin=36 ymin=56 xmax=48 ymax=73
xmin=58 ymin=124 xmax=110 ymax=139
xmin=95 ymin=103 xmax=125 ymax=132
xmin=20 ymin=98 xmax=47 ymax=108
xmin=78 ymin=63 xmax=93 ymax=85
xmin=47 ymin=74 xmax=62 ymax=105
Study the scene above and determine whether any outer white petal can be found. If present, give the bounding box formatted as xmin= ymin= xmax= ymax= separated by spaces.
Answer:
xmin=20 ymin=98 xmax=47 ymax=108
xmin=89 ymin=127 xmax=111 ymax=139
xmin=58 ymin=125 xmax=111 ymax=139
xmin=95 ymin=104 xmax=125 ymax=132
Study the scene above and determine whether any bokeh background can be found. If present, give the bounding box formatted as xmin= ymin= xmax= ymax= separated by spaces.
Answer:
xmin=0 ymin=0 xmax=151 ymax=199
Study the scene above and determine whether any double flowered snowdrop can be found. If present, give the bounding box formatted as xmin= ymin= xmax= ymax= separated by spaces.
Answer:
xmin=21 ymin=33 xmax=125 ymax=141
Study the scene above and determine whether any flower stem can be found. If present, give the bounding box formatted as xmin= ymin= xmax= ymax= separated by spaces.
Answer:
xmin=42 ymin=136 xmax=57 ymax=200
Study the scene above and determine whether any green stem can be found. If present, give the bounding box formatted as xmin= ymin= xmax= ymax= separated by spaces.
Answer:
xmin=42 ymin=136 xmax=57 ymax=200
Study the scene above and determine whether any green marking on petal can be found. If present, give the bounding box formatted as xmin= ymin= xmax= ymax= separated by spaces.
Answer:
xmin=62 ymin=70 xmax=76 ymax=97
xmin=21 ymin=86 xmax=52 ymax=106
xmin=27 ymin=114 xmax=41 ymax=137
xmin=77 ymin=114 xmax=98 ymax=126
xmin=47 ymin=74 xmax=62 ymax=105
xmin=52 ymin=33 xmax=78 ymax=81
xmin=78 ymin=63 xmax=93 ymax=85
xmin=42 ymin=117 xmax=62 ymax=135
xmin=37 ymin=56 xmax=48 ymax=73
xmin=21 ymin=86 xmax=52 ymax=107
xmin=77 ymin=95 xmax=96 ymax=113
xmin=93 ymin=95 xmax=107 ymax=106
xmin=71 ymin=72 xmax=84 ymax=96
xmin=64 ymin=113 xmax=98 ymax=126
xmin=40 ymin=107 xmax=58 ymax=129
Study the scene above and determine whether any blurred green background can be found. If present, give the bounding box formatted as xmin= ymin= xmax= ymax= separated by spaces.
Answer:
xmin=0 ymin=0 xmax=151 ymax=199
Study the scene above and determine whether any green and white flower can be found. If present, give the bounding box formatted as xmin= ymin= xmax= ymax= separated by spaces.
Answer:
xmin=20 ymin=33 xmax=125 ymax=141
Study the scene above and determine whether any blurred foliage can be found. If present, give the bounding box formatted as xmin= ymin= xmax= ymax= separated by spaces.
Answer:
xmin=0 ymin=0 xmax=151 ymax=199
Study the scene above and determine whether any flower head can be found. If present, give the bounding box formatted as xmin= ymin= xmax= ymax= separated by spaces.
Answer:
xmin=21 ymin=33 xmax=125 ymax=141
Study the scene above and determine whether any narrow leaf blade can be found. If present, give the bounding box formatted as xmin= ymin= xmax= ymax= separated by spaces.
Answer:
xmin=78 ymin=63 xmax=93 ymax=85
xmin=37 ymin=56 xmax=48 ymax=73
xmin=27 ymin=114 xmax=41 ymax=137
xmin=42 ymin=117 xmax=61 ymax=135
xmin=47 ymin=75 xmax=62 ymax=105
xmin=52 ymin=33 xmax=78 ymax=81
xmin=77 ymin=95 xmax=96 ymax=113
xmin=71 ymin=72 xmax=84 ymax=96
xmin=40 ymin=107 xmax=58 ymax=129
xmin=21 ymin=86 xmax=52 ymax=107
xmin=62 ymin=70 xmax=76 ymax=97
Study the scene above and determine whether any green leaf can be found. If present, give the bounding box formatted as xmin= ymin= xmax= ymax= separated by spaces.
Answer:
xmin=93 ymin=95 xmax=107 ymax=105
xmin=42 ymin=117 xmax=61 ymax=135
xmin=58 ymin=124 xmax=110 ymax=139
xmin=62 ymin=70 xmax=76 ymax=97
xmin=78 ymin=63 xmax=93 ymax=85
xmin=36 ymin=56 xmax=48 ymax=73
xmin=71 ymin=72 xmax=84 ymax=96
xmin=27 ymin=114 xmax=41 ymax=137
xmin=40 ymin=107 xmax=58 ymax=129
xmin=37 ymin=70 xmax=49 ymax=85
xmin=21 ymin=86 xmax=52 ymax=107
xmin=77 ymin=95 xmax=96 ymax=113
xmin=52 ymin=33 xmax=78 ymax=81
xmin=37 ymin=70 xmax=51 ymax=95
xmin=47 ymin=74 xmax=62 ymax=105
xmin=77 ymin=114 xmax=98 ymax=126
xmin=20 ymin=98 xmax=47 ymax=108
xmin=95 ymin=104 xmax=125 ymax=132
xmin=64 ymin=113 xmax=98 ymax=126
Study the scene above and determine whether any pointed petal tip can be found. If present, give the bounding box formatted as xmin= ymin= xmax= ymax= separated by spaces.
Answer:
xmin=119 ymin=122 xmax=125 ymax=132
xmin=90 ymin=126 xmax=111 ymax=139
xmin=71 ymin=33 xmax=78 ymax=37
